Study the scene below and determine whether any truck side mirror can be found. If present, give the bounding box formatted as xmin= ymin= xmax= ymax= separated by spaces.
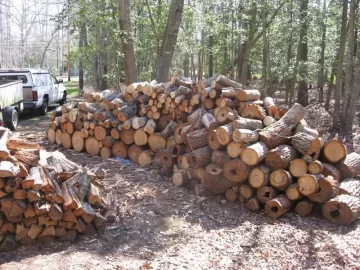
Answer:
xmin=58 ymin=79 xmax=63 ymax=83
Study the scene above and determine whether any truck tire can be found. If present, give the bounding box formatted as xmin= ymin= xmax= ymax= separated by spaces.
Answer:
xmin=39 ymin=97 xmax=48 ymax=115
xmin=5 ymin=107 xmax=18 ymax=131
xmin=59 ymin=93 xmax=67 ymax=105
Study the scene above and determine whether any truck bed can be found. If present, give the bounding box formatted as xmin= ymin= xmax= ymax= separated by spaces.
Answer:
xmin=0 ymin=80 xmax=24 ymax=110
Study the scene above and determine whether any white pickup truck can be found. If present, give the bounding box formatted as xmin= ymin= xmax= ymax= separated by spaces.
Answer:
xmin=0 ymin=80 xmax=24 ymax=130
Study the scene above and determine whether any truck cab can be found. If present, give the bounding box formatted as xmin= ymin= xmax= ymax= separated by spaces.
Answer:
xmin=0 ymin=69 xmax=67 ymax=115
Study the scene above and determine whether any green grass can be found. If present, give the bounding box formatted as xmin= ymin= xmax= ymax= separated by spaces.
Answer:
xmin=63 ymin=80 xmax=79 ymax=98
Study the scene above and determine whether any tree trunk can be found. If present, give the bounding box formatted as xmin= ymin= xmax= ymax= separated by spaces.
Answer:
xmin=155 ymin=0 xmax=184 ymax=82
xmin=341 ymin=0 xmax=356 ymax=127
xmin=318 ymin=0 xmax=327 ymax=104
xmin=118 ymin=0 xmax=138 ymax=84
xmin=333 ymin=0 xmax=348 ymax=128
xmin=296 ymin=0 xmax=309 ymax=106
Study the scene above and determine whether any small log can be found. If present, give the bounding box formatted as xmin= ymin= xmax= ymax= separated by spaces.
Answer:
xmin=189 ymin=146 xmax=212 ymax=169
xmin=270 ymin=169 xmax=293 ymax=190
xmin=265 ymin=145 xmax=297 ymax=171
xmin=207 ymin=130 xmax=224 ymax=150
xmin=241 ymin=104 xmax=266 ymax=120
xmin=323 ymin=140 xmax=347 ymax=164
xmin=336 ymin=152 xmax=360 ymax=179
xmin=47 ymin=128 xmax=56 ymax=144
xmin=322 ymin=194 xmax=360 ymax=225
xmin=216 ymin=123 xmax=233 ymax=145
xmin=232 ymin=129 xmax=259 ymax=143
xmin=307 ymin=176 xmax=339 ymax=203
xmin=223 ymin=158 xmax=250 ymax=183
xmin=237 ymin=89 xmax=261 ymax=101
xmin=298 ymin=174 xmax=324 ymax=196
xmin=138 ymin=150 xmax=154 ymax=166
xmin=134 ymin=128 xmax=148 ymax=146
xmin=289 ymin=158 xmax=308 ymax=177
xmin=285 ymin=183 xmax=303 ymax=201
xmin=246 ymin=197 xmax=262 ymax=212
xmin=202 ymin=164 xmax=236 ymax=194
xmin=215 ymin=106 xmax=235 ymax=123
xmin=172 ymin=169 xmax=190 ymax=186
xmin=144 ymin=119 xmax=157 ymax=134
xmin=248 ymin=165 xmax=271 ymax=189
xmin=308 ymin=160 xmax=323 ymax=174
xmin=225 ymin=186 xmax=239 ymax=201
xmin=240 ymin=142 xmax=269 ymax=166
xmin=158 ymin=148 xmax=175 ymax=169
xmin=265 ymin=195 xmax=293 ymax=219
xmin=233 ymin=117 xmax=263 ymax=131
xmin=201 ymin=113 xmax=218 ymax=130
xmin=239 ymin=184 xmax=256 ymax=199
xmin=295 ymin=200 xmax=314 ymax=217
xmin=215 ymin=75 xmax=243 ymax=89
xmin=0 ymin=161 xmax=20 ymax=177
xmin=263 ymin=116 xmax=276 ymax=126
xmin=226 ymin=141 xmax=246 ymax=158
xmin=259 ymin=103 xmax=306 ymax=149
xmin=5 ymin=177 xmax=22 ymax=193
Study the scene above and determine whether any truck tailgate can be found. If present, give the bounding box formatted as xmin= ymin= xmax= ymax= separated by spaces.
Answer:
xmin=23 ymin=86 xmax=33 ymax=102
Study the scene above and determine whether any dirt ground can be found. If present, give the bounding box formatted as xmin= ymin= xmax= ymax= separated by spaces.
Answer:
xmin=0 ymin=91 xmax=359 ymax=270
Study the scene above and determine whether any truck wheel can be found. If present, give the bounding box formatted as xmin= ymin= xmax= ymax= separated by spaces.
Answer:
xmin=5 ymin=107 xmax=18 ymax=131
xmin=59 ymin=93 xmax=67 ymax=105
xmin=39 ymin=98 xmax=48 ymax=115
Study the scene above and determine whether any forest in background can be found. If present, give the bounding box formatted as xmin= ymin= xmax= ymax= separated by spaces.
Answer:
xmin=0 ymin=0 xmax=359 ymax=130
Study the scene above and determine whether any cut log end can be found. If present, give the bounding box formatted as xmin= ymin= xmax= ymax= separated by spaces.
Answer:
xmin=322 ymin=194 xmax=360 ymax=225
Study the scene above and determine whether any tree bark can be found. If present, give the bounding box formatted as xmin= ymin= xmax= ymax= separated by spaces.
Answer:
xmin=155 ymin=0 xmax=184 ymax=82
xmin=118 ymin=0 xmax=138 ymax=84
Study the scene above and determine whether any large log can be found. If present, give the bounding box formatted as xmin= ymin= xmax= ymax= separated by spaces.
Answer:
xmin=336 ymin=152 xmax=360 ymax=179
xmin=323 ymin=162 xmax=341 ymax=180
xmin=120 ymin=128 xmax=136 ymax=145
xmin=291 ymin=132 xmax=323 ymax=159
xmin=186 ymin=128 xmax=209 ymax=151
xmin=112 ymin=141 xmax=128 ymax=159
xmin=216 ymin=124 xmax=233 ymax=145
xmin=202 ymin=164 xmax=236 ymax=194
xmin=223 ymin=158 xmax=249 ymax=183
xmin=248 ymin=165 xmax=270 ymax=189
xmin=322 ymin=194 xmax=360 ymax=225
xmin=241 ymin=142 xmax=269 ymax=166
xmin=71 ymin=131 xmax=85 ymax=152
xmin=85 ymin=137 xmax=100 ymax=156
xmin=189 ymin=146 xmax=212 ymax=169
xmin=138 ymin=150 xmax=154 ymax=166
xmin=237 ymin=90 xmax=261 ymax=101
xmin=265 ymin=145 xmax=297 ymax=171
xmin=323 ymin=140 xmax=347 ymax=164
xmin=215 ymin=75 xmax=243 ymax=89
xmin=148 ymin=133 xmax=166 ymax=152
xmin=134 ymin=129 xmax=148 ymax=146
xmin=339 ymin=178 xmax=360 ymax=197
xmin=259 ymin=103 xmax=306 ymax=149
xmin=307 ymin=176 xmax=339 ymax=203
xmin=294 ymin=119 xmax=319 ymax=137
xmin=128 ymin=145 xmax=147 ymax=164
xmin=265 ymin=195 xmax=292 ymax=219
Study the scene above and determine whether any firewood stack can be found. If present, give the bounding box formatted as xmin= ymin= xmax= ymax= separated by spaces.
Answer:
xmin=0 ymin=129 xmax=111 ymax=251
xmin=47 ymin=74 xmax=360 ymax=226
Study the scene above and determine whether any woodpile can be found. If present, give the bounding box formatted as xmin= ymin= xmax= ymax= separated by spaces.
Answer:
xmin=47 ymin=74 xmax=360 ymax=226
xmin=0 ymin=129 xmax=111 ymax=251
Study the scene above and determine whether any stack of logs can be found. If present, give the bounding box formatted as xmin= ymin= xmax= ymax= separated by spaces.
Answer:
xmin=47 ymin=74 xmax=360 ymax=226
xmin=0 ymin=128 xmax=111 ymax=251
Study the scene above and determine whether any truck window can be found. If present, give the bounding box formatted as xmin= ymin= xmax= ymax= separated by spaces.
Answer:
xmin=33 ymin=73 xmax=51 ymax=86
xmin=0 ymin=75 xmax=28 ymax=83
